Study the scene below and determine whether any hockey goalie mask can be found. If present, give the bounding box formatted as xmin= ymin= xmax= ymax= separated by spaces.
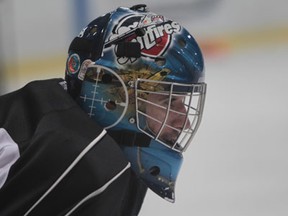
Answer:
xmin=65 ymin=5 xmax=206 ymax=202
xmin=79 ymin=64 xmax=206 ymax=152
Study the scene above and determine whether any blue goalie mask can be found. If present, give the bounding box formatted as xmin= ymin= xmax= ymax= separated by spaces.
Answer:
xmin=65 ymin=4 xmax=206 ymax=202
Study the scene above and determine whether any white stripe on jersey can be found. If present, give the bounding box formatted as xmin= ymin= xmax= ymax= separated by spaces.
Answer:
xmin=0 ymin=128 xmax=20 ymax=189
xmin=64 ymin=162 xmax=131 ymax=216
xmin=24 ymin=129 xmax=108 ymax=216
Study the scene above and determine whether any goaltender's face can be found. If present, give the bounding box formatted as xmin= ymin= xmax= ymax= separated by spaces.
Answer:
xmin=145 ymin=93 xmax=191 ymax=145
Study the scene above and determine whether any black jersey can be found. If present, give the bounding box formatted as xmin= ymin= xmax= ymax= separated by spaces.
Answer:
xmin=0 ymin=79 xmax=146 ymax=216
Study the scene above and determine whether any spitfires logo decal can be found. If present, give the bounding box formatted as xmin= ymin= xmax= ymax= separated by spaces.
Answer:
xmin=107 ymin=14 xmax=181 ymax=64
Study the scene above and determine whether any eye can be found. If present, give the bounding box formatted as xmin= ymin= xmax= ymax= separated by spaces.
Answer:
xmin=170 ymin=99 xmax=178 ymax=108
xmin=170 ymin=97 xmax=185 ymax=109
xmin=159 ymin=98 xmax=170 ymax=107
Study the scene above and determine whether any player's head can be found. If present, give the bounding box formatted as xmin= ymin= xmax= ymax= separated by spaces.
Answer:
xmin=65 ymin=4 xmax=206 ymax=202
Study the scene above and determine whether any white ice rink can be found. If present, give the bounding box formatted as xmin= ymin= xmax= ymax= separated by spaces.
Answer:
xmin=1 ymin=0 xmax=288 ymax=215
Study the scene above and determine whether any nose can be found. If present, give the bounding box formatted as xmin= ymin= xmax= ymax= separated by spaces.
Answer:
xmin=169 ymin=104 xmax=191 ymax=130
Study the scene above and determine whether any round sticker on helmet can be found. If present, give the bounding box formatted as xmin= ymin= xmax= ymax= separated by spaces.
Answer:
xmin=67 ymin=54 xmax=80 ymax=74
xmin=78 ymin=59 xmax=93 ymax=81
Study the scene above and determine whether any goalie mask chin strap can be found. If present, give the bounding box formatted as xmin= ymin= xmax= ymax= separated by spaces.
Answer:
xmin=107 ymin=130 xmax=151 ymax=147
